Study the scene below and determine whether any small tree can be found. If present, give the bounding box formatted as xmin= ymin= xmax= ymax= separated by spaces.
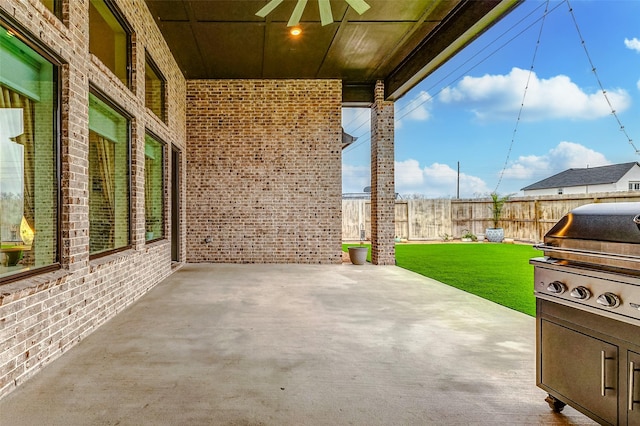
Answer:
xmin=489 ymin=192 xmax=511 ymax=229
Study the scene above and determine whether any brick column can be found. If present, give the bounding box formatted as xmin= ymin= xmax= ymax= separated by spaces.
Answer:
xmin=370 ymin=81 xmax=395 ymax=265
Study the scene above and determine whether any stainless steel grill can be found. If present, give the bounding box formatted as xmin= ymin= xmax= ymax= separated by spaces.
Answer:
xmin=536 ymin=201 xmax=640 ymax=273
xmin=530 ymin=202 xmax=640 ymax=425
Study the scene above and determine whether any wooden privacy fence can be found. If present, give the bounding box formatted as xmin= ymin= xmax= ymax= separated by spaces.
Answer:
xmin=342 ymin=192 xmax=640 ymax=242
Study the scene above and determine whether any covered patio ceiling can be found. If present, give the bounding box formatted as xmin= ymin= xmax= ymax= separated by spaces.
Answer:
xmin=144 ymin=0 xmax=521 ymax=103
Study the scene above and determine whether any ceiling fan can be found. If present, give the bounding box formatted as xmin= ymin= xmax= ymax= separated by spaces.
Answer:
xmin=256 ymin=0 xmax=371 ymax=27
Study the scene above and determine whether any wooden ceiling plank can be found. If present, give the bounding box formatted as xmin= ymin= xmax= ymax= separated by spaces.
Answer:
xmin=385 ymin=0 xmax=521 ymax=100
xmin=144 ymin=0 xmax=520 ymax=102
xmin=320 ymin=22 xmax=414 ymax=79
xmin=195 ymin=22 xmax=265 ymax=78
xmin=158 ymin=21 xmax=207 ymax=78
xmin=366 ymin=0 xmax=455 ymax=81
xmin=264 ymin=21 xmax=337 ymax=78
xmin=146 ymin=0 xmax=189 ymax=21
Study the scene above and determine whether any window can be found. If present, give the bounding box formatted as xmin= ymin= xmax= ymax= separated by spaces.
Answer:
xmin=89 ymin=91 xmax=130 ymax=256
xmin=557 ymin=188 xmax=563 ymax=195
xmin=630 ymin=182 xmax=640 ymax=191
xmin=40 ymin=0 xmax=61 ymax=18
xmin=0 ymin=24 xmax=58 ymax=281
xmin=89 ymin=0 xmax=131 ymax=88
xmin=145 ymin=133 xmax=164 ymax=241
xmin=145 ymin=53 xmax=166 ymax=121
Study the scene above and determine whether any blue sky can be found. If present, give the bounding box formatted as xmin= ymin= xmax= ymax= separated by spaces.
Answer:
xmin=341 ymin=0 xmax=640 ymax=198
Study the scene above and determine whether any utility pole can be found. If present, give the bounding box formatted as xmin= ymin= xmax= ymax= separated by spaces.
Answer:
xmin=457 ymin=161 xmax=460 ymax=199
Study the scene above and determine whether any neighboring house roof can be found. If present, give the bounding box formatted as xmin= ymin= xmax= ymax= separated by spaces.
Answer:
xmin=521 ymin=162 xmax=640 ymax=191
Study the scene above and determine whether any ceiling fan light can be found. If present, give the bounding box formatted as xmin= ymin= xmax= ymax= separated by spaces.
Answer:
xmin=290 ymin=27 xmax=302 ymax=36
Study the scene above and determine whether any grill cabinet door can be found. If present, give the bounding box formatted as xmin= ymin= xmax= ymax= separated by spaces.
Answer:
xmin=540 ymin=320 xmax=618 ymax=425
xmin=629 ymin=351 xmax=640 ymax=426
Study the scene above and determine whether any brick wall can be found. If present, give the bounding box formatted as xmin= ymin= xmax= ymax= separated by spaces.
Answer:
xmin=0 ymin=0 xmax=345 ymax=400
xmin=185 ymin=80 xmax=342 ymax=264
xmin=370 ymin=81 xmax=395 ymax=265
xmin=0 ymin=0 xmax=186 ymax=398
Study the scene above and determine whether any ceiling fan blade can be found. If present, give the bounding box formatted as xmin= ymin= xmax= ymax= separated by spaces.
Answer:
xmin=288 ymin=0 xmax=308 ymax=27
xmin=318 ymin=0 xmax=333 ymax=26
xmin=345 ymin=0 xmax=371 ymax=15
xmin=255 ymin=0 xmax=284 ymax=18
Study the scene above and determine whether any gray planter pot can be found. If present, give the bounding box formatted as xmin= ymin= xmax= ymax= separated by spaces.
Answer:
xmin=348 ymin=246 xmax=368 ymax=265
xmin=485 ymin=228 xmax=504 ymax=243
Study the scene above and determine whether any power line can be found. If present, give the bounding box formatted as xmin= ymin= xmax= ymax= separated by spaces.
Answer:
xmin=343 ymin=1 xmax=566 ymax=154
xmin=494 ymin=0 xmax=551 ymax=193
xmin=342 ymin=107 xmax=370 ymax=137
xmin=346 ymin=0 xmax=640 ymax=171
xmin=394 ymin=1 xmax=557 ymax=123
xmin=566 ymin=0 xmax=639 ymax=155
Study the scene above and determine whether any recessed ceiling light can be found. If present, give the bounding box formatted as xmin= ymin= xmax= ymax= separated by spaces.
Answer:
xmin=290 ymin=27 xmax=302 ymax=36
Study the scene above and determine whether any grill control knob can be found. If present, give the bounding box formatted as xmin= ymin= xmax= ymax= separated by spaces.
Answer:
xmin=570 ymin=286 xmax=591 ymax=300
xmin=596 ymin=292 xmax=621 ymax=308
xmin=547 ymin=281 xmax=566 ymax=294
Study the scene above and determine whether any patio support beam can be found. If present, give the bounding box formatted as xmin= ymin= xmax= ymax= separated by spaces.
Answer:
xmin=370 ymin=81 xmax=395 ymax=265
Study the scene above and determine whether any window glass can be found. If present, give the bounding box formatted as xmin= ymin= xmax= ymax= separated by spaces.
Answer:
xmin=145 ymin=134 xmax=164 ymax=241
xmin=145 ymin=54 xmax=166 ymax=121
xmin=89 ymin=0 xmax=130 ymax=87
xmin=89 ymin=92 xmax=130 ymax=255
xmin=0 ymin=25 xmax=58 ymax=280
xmin=40 ymin=0 xmax=60 ymax=17
xmin=630 ymin=182 xmax=640 ymax=191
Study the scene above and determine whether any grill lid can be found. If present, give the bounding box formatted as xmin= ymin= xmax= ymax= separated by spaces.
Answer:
xmin=539 ymin=202 xmax=640 ymax=271
xmin=545 ymin=202 xmax=640 ymax=244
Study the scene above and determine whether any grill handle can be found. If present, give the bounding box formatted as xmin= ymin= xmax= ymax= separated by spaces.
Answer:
xmin=602 ymin=351 xmax=607 ymax=396
xmin=632 ymin=361 xmax=638 ymax=411
xmin=535 ymin=244 xmax=640 ymax=262
xmin=601 ymin=350 xmax=615 ymax=397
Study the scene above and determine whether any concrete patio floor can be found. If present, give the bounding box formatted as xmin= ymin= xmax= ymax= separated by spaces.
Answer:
xmin=0 ymin=263 xmax=596 ymax=425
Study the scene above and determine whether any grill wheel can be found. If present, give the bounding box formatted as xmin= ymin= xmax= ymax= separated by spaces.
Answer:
xmin=545 ymin=394 xmax=566 ymax=413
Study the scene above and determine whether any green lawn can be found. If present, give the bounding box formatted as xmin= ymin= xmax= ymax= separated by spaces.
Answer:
xmin=343 ymin=243 xmax=540 ymax=316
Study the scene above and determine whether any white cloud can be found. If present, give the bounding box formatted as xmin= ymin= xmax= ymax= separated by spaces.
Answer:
xmin=342 ymin=163 xmax=370 ymax=193
xmin=624 ymin=37 xmax=640 ymax=53
xmin=439 ymin=67 xmax=631 ymax=121
xmin=341 ymin=107 xmax=370 ymax=137
xmin=398 ymin=91 xmax=433 ymax=121
xmin=637 ymin=78 xmax=640 ymax=91
xmin=344 ymin=143 xmax=612 ymax=197
xmin=395 ymin=91 xmax=434 ymax=130
xmin=502 ymin=141 xmax=611 ymax=183
xmin=343 ymin=91 xmax=434 ymax=134
xmin=342 ymin=159 xmax=490 ymax=198
xmin=395 ymin=159 xmax=490 ymax=198
xmin=395 ymin=159 xmax=425 ymax=187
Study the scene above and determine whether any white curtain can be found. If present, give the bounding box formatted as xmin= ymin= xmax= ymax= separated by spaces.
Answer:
xmin=0 ymin=107 xmax=25 ymax=242
xmin=0 ymin=108 xmax=25 ymax=194
xmin=0 ymin=86 xmax=35 ymax=232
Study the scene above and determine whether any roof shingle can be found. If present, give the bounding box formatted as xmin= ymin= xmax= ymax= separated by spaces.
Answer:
xmin=521 ymin=162 xmax=640 ymax=191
